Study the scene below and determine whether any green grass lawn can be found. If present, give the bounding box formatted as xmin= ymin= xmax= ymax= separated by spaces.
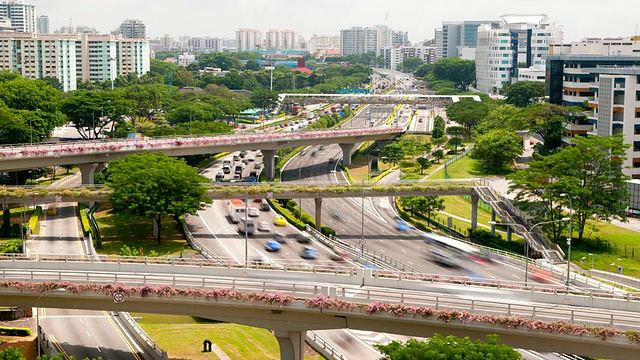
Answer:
xmin=94 ymin=205 xmax=196 ymax=257
xmin=136 ymin=316 xmax=324 ymax=360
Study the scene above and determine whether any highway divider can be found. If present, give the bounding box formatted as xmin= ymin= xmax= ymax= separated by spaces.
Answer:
xmin=119 ymin=312 xmax=168 ymax=360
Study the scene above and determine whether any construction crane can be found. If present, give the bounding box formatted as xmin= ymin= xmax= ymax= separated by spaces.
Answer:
xmin=385 ymin=12 xmax=389 ymax=25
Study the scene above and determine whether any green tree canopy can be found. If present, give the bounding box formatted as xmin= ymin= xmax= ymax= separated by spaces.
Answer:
xmin=472 ymin=129 xmax=522 ymax=173
xmin=250 ymin=89 xmax=280 ymax=115
xmin=105 ymin=152 xmax=212 ymax=244
xmin=446 ymin=99 xmax=489 ymax=137
xmin=508 ymin=135 xmax=629 ymax=242
xmin=401 ymin=57 xmax=425 ymax=73
xmin=432 ymin=57 xmax=476 ymax=91
xmin=379 ymin=142 xmax=406 ymax=166
xmin=506 ymin=81 xmax=546 ymax=107
xmin=375 ymin=334 xmax=521 ymax=360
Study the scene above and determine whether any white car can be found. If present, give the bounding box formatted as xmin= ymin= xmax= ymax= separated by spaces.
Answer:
xmin=248 ymin=207 xmax=260 ymax=217
xmin=258 ymin=221 xmax=271 ymax=232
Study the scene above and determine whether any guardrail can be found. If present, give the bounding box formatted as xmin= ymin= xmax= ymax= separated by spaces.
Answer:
xmin=119 ymin=312 xmax=168 ymax=360
xmin=0 ymin=254 xmax=635 ymax=303
xmin=306 ymin=331 xmax=347 ymax=360
xmin=2 ymin=268 xmax=640 ymax=331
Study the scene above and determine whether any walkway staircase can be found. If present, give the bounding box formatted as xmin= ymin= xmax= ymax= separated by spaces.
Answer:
xmin=473 ymin=180 xmax=565 ymax=263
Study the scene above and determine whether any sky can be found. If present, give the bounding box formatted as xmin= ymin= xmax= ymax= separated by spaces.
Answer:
xmin=30 ymin=0 xmax=639 ymax=43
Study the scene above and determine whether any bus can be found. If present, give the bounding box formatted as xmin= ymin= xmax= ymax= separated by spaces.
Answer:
xmin=423 ymin=233 xmax=492 ymax=267
xmin=227 ymin=199 xmax=246 ymax=223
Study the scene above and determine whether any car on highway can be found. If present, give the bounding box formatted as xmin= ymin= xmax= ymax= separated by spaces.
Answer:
xmin=274 ymin=216 xmax=287 ymax=226
xmin=396 ymin=220 xmax=410 ymax=232
xmin=248 ymin=207 xmax=260 ymax=217
xmin=233 ymin=154 xmax=241 ymax=161
xmin=300 ymin=247 xmax=319 ymax=260
xmin=296 ymin=232 xmax=313 ymax=243
xmin=258 ymin=221 xmax=271 ymax=232
xmin=259 ymin=199 xmax=270 ymax=211
xmin=246 ymin=155 xmax=255 ymax=162
xmin=330 ymin=249 xmax=348 ymax=262
xmin=265 ymin=240 xmax=281 ymax=252
xmin=253 ymin=162 xmax=261 ymax=169
xmin=273 ymin=232 xmax=287 ymax=243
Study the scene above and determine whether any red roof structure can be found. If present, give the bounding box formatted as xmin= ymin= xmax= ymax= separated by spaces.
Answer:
xmin=292 ymin=58 xmax=312 ymax=74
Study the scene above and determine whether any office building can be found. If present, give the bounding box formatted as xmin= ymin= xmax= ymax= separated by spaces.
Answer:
xmin=236 ymin=28 xmax=261 ymax=52
xmin=340 ymin=25 xmax=393 ymax=56
xmin=383 ymin=45 xmax=436 ymax=70
xmin=177 ymin=52 xmax=195 ymax=66
xmin=0 ymin=32 xmax=150 ymax=92
xmin=475 ymin=14 xmax=563 ymax=93
xmin=0 ymin=0 xmax=35 ymax=33
xmin=36 ymin=15 xmax=48 ymax=34
xmin=434 ymin=20 xmax=498 ymax=61
xmin=116 ymin=19 xmax=146 ymax=39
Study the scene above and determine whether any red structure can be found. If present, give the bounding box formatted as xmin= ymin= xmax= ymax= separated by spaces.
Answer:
xmin=292 ymin=58 xmax=312 ymax=74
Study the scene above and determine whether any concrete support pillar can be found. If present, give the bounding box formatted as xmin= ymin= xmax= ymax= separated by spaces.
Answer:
xmin=274 ymin=330 xmax=305 ymax=360
xmin=339 ymin=143 xmax=356 ymax=166
xmin=470 ymin=193 xmax=479 ymax=230
xmin=490 ymin=211 xmax=496 ymax=235
xmin=314 ymin=198 xmax=322 ymax=231
xmin=507 ymin=226 xmax=513 ymax=242
xmin=262 ymin=150 xmax=276 ymax=181
xmin=77 ymin=163 xmax=99 ymax=186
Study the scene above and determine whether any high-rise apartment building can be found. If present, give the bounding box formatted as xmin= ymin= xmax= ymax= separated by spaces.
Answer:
xmin=0 ymin=0 xmax=35 ymax=33
xmin=340 ymin=26 xmax=393 ymax=56
xmin=434 ymin=20 xmax=498 ymax=61
xmin=392 ymin=31 xmax=409 ymax=46
xmin=475 ymin=15 xmax=563 ymax=93
xmin=0 ymin=32 xmax=150 ymax=92
xmin=264 ymin=29 xmax=298 ymax=50
xmin=382 ymin=45 xmax=436 ymax=70
xmin=36 ymin=15 xmax=48 ymax=34
xmin=116 ymin=19 xmax=146 ymax=39
xmin=236 ymin=29 xmax=261 ymax=52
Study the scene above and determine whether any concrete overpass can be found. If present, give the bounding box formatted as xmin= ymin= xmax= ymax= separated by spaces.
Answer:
xmin=0 ymin=128 xmax=404 ymax=182
xmin=279 ymin=93 xmax=482 ymax=105
xmin=0 ymin=259 xmax=639 ymax=360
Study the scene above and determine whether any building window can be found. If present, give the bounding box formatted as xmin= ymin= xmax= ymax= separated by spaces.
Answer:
xmin=635 ymin=142 xmax=640 ymax=152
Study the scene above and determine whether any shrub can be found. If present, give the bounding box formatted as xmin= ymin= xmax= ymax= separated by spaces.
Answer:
xmin=0 ymin=326 xmax=31 ymax=336
xmin=28 ymin=206 xmax=42 ymax=235
xmin=78 ymin=204 xmax=92 ymax=237
xmin=0 ymin=240 xmax=22 ymax=253
xmin=321 ymin=226 xmax=336 ymax=237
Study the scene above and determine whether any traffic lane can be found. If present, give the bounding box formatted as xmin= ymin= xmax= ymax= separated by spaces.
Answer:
xmin=192 ymin=200 xmax=343 ymax=266
xmin=314 ymin=329 xmax=382 ymax=360
xmin=43 ymin=309 xmax=144 ymax=360
xmin=32 ymin=203 xmax=85 ymax=256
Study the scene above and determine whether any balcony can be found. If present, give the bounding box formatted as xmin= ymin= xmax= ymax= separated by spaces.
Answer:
xmin=565 ymin=123 xmax=594 ymax=133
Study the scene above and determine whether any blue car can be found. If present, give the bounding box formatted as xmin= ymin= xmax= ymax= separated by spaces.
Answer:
xmin=396 ymin=220 xmax=410 ymax=232
xmin=300 ymin=247 xmax=319 ymax=260
xmin=265 ymin=240 xmax=281 ymax=252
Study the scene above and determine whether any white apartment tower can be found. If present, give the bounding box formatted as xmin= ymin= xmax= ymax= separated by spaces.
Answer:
xmin=475 ymin=14 xmax=563 ymax=93
xmin=340 ymin=26 xmax=392 ymax=56
xmin=36 ymin=15 xmax=48 ymax=34
xmin=236 ymin=29 xmax=261 ymax=52
xmin=0 ymin=33 xmax=150 ymax=92
xmin=0 ymin=0 xmax=35 ymax=33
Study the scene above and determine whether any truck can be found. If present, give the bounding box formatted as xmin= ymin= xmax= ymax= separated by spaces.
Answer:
xmin=291 ymin=103 xmax=301 ymax=116
xmin=228 ymin=199 xmax=246 ymax=223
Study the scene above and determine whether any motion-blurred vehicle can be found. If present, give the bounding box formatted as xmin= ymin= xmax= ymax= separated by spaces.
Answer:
xmin=396 ymin=220 xmax=410 ymax=232
xmin=330 ymin=249 xmax=348 ymax=262
xmin=265 ymin=239 xmax=281 ymax=252
xmin=248 ymin=207 xmax=260 ymax=217
xmin=296 ymin=231 xmax=313 ymax=243
xmin=273 ymin=232 xmax=287 ymax=244
xmin=274 ymin=216 xmax=287 ymax=226
xmin=260 ymin=199 xmax=270 ymax=211
xmin=258 ymin=221 xmax=271 ymax=232
xmin=300 ymin=247 xmax=319 ymax=259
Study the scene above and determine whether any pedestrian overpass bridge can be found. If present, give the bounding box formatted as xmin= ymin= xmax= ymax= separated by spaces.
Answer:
xmin=0 ymin=127 xmax=404 ymax=183
xmin=1 ymin=257 xmax=638 ymax=360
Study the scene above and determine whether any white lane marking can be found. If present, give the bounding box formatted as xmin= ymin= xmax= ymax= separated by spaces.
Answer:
xmin=197 ymin=211 xmax=238 ymax=262
xmin=96 ymin=347 xmax=101 ymax=352
xmin=86 ymin=331 xmax=92 ymax=337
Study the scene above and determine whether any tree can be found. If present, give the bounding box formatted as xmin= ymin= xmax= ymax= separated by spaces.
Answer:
xmin=476 ymin=104 xmax=525 ymax=135
xmin=472 ymin=129 xmax=522 ymax=173
xmin=379 ymin=142 xmax=405 ymax=166
xmin=375 ymin=334 xmax=521 ymax=360
xmin=508 ymin=135 xmax=630 ymax=242
xmin=432 ymin=149 xmax=445 ymax=163
xmin=105 ymin=153 xmax=212 ymax=244
xmin=401 ymin=57 xmax=424 ymax=73
xmin=61 ymin=89 xmax=135 ymax=139
xmin=516 ymin=103 xmax=572 ymax=154
xmin=506 ymin=81 xmax=546 ymax=108
xmin=446 ymin=99 xmax=489 ymax=138
xmin=250 ymin=89 xmax=279 ymax=119
xmin=413 ymin=195 xmax=444 ymax=220
xmin=432 ymin=57 xmax=476 ymax=91
xmin=0 ymin=346 xmax=24 ymax=360
xmin=416 ymin=157 xmax=432 ymax=174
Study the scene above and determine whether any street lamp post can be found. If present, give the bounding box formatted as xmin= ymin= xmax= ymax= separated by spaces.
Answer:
xmin=589 ymin=253 xmax=594 ymax=269
xmin=560 ymin=193 xmax=573 ymax=286
xmin=37 ymin=288 xmax=66 ymax=356
xmin=107 ymin=56 xmax=117 ymax=91
xmin=298 ymin=157 xmax=303 ymax=222
xmin=360 ymin=178 xmax=365 ymax=256
xmin=580 ymin=256 xmax=586 ymax=269
xmin=489 ymin=217 xmax=569 ymax=286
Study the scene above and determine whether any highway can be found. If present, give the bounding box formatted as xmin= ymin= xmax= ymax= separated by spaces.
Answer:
xmin=30 ymin=179 xmax=148 ymax=360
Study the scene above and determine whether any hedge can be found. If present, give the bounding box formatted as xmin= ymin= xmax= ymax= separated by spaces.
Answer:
xmin=394 ymin=197 xmax=433 ymax=233
xmin=371 ymin=165 xmax=399 ymax=183
xmin=267 ymin=198 xmax=337 ymax=237
xmin=0 ymin=326 xmax=31 ymax=336
xmin=28 ymin=206 xmax=42 ymax=235
xmin=78 ymin=204 xmax=92 ymax=237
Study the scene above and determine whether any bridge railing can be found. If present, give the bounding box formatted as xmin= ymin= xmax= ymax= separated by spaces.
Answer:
xmin=2 ymin=268 xmax=640 ymax=331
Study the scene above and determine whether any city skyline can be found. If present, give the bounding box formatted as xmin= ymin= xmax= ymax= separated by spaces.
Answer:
xmin=29 ymin=0 xmax=639 ymax=43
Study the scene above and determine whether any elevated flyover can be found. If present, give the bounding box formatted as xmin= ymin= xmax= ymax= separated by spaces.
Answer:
xmin=0 ymin=259 xmax=639 ymax=360
xmin=279 ymin=93 xmax=482 ymax=105
xmin=0 ymin=128 xmax=404 ymax=182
